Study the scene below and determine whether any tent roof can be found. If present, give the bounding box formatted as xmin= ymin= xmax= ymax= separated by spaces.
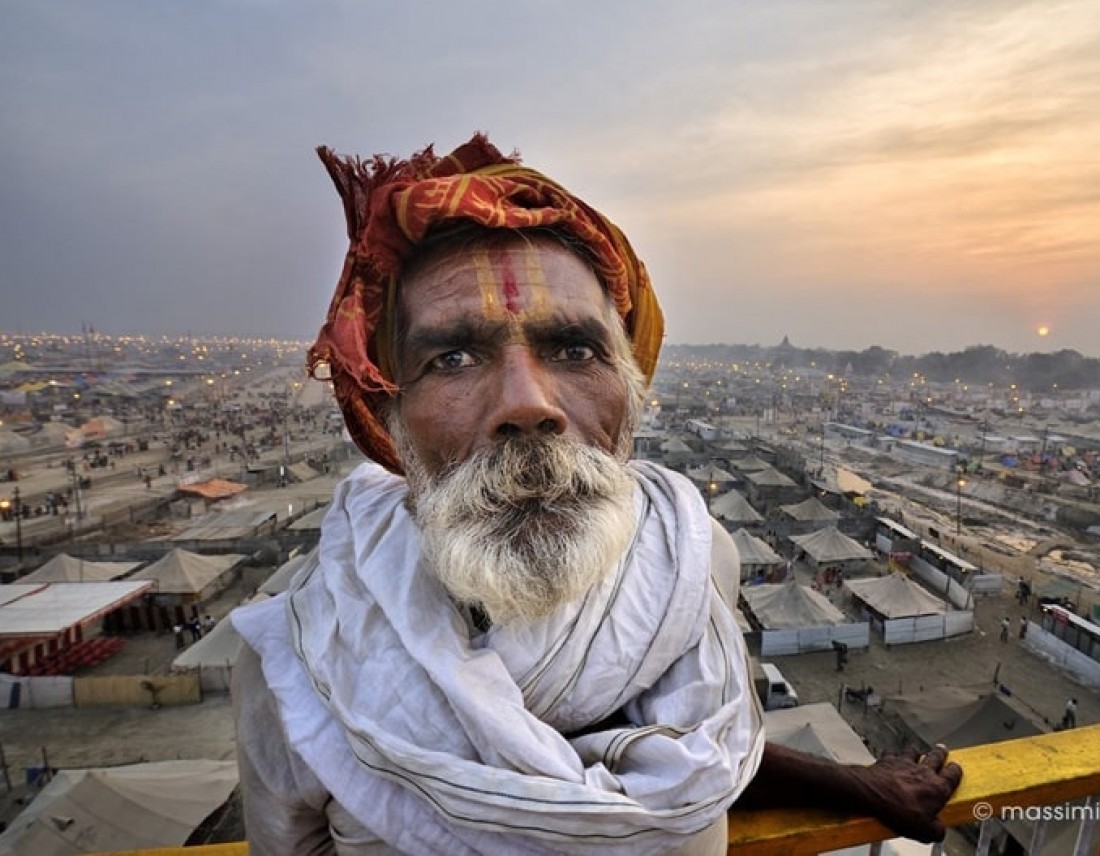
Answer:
xmin=686 ymin=463 xmax=735 ymax=483
xmin=131 ymin=549 xmax=245 ymax=595
xmin=766 ymin=703 xmax=876 ymax=764
xmin=745 ymin=468 xmax=798 ymax=487
xmin=780 ymin=496 xmax=840 ymax=522
xmin=729 ymin=455 xmax=772 ymax=472
xmin=790 ymin=526 xmax=873 ymax=564
xmin=888 ymin=687 xmax=1044 ymax=749
xmin=708 ymin=490 xmax=763 ymax=523
xmin=0 ymin=581 xmax=152 ymax=638
xmin=259 ymin=551 xmax=314 ymax=596
xmin=729 ymin=529 xmax=783 ymax=566
xmin=20 ymin=554 xmax=142 ymax=584
xmin=172 ymin=509 xmax=275 ymax=541
xmin=177 ymin=478 xmax=248 ymax=500
xmin=172 ymin=615 xmax=243 ymax=670
xmin=742 ymin=578 xmax=846 ymax=629
xmin=845 ymin=573 xmax=947 ymax=618
xmin=0 ymin=759 xmax=238 ymax=855
xmin=812 ymin=466 xmax=873 ymax=496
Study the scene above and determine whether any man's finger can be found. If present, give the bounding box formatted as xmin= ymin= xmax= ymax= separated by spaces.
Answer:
xmin=921 ymin=743 xmax=949 ymax=770
xmin=941 ymin=761 xmax=964 ymax=789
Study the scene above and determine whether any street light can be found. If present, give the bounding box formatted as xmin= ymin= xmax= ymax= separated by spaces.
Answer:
xmin=0 ymin=486 xmax=23 ymax=561
xmin=955 ymin=472 xmax=966 ymax=535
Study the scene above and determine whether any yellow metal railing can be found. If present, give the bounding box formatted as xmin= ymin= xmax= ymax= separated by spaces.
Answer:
xmin=98 ymin=725 xmax=1100 ymax=856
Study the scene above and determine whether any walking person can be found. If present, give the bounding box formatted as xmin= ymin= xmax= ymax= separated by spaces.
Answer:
xmin=1000 ymin=616 xmax=1010 ymax=642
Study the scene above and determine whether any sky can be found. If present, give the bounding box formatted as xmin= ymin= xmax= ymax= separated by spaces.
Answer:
xmin=2 ymin=0 xmax=1099 ymax=357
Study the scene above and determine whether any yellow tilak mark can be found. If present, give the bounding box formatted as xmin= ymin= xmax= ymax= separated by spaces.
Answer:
xmin=473 ymin=247 xmax=500 ymax=318
xmin=524 ymin=247 xmax=550 ymax=318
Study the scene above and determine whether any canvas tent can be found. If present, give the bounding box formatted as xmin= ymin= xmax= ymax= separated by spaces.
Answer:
xmin=844 ymin=574 xmax=947 ymax=619
xmin=0 ymin=582 xmax=152 ymax=639
xmin=19 ymin=554 xmax=142 ymax=584
xmin=887 ymin=687 xmax=1043 ymax=750
xmin=259 ymin=550 xmax=314 ymax=596
xmin=780 ymin=496 xmax=840 ymax=524
xmin=687 ymin=463 xmax=735 ymax=486
xmin=729 ymin=455 xmax=772 ymax=473
xmin=0 ymin=759 xmax=238 ymax=855
xmin=130 ymin=549 xmax=245 ymax=601
xmin=708 ymin=490 xmax=763 ymax=525
xmin=742 ymin=577 xmax=846 ymax=629
xmin=845 ymin=573 xmax=972 ymax=644
xmin=171 ymin=614 xmax=246 ymax=692
xmin=728 ymin=529 xmax=783 ymax=579
xmin=172 ymin=509 xmax=276 ymax=541
xmin=811 ymin=465 xmax=873 ymax=497
xmin=742 ymin=577 xmax=869 ymax=655
xmin=790 ymin=526 xmax=873 ymax=568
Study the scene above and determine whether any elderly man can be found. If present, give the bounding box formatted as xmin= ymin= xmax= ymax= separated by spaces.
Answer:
xmin=231 ymin=134 xmax=961 ymax=854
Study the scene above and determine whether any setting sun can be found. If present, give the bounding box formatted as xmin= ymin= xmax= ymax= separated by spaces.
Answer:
xmin=1037 ymin=325 xmax=1051 ymax=337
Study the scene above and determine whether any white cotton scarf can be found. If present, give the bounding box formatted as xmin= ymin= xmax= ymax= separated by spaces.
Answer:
xmin=233 ymin=460 xmax=763 ymax=854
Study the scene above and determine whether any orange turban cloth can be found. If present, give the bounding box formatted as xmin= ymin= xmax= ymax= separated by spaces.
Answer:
xmin=307 ymin=133 xmax=664 ymax=474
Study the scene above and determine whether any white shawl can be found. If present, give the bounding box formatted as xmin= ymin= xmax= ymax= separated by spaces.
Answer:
xmin=233 ymin=460 xmax=763 ymax=854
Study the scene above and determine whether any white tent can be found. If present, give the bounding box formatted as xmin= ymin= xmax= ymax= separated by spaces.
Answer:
xmin=708 ymin=490 xmax=763 ymax=524
xmin=171 ymin=613 xmax=248 ymax=692
xmin=745 ymin=468 xmax=798 ymax=488
xmin=790 ymin=527 xmax=873 ymax=567
xmin=259 ymin=551 xmax=314 ymax=596
xmin=742 ymin=578 xmax=846 ymax=629
xmin=845 ymin=573 xmax=948 ymax=619
xmin=19 ymin=554 xmax=142 ymax=584
xmin=0 ymin=759 xmax=238 ymax=855
xmin=729 ymin=455 xmax=772 ymax=473
xmin=130 ymin=549 xmax=245 ymax=597
xmin=0 ymin=582 xmax=152 ymax=637
xmin=728 ymin=529 xmax=783 ymax=573
xmin=780 ymin=496 xmax=840 ymax=523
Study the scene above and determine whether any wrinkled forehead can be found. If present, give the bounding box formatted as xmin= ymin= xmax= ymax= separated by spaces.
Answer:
xmin=397 ymin=230 xmax=614 ymax=327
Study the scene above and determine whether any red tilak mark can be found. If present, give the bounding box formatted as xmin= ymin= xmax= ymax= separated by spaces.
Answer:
xmin=501 ymin=264 xmax=521 ymax=314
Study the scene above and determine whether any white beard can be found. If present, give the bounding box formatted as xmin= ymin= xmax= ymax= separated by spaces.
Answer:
xmin=397 ymin=432 xmax=638 ymax=626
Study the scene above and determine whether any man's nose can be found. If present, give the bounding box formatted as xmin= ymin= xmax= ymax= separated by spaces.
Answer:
xmin=490 ymin=346 xmax=567 ymax=439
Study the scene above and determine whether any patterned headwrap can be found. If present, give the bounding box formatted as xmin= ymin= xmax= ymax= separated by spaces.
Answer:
xmin=307 ymin=133 xmax=664 ymax=474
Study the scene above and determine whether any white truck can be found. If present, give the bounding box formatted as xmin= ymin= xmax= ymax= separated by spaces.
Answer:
xmin=757 ymin=662 xmax=799 ymax=710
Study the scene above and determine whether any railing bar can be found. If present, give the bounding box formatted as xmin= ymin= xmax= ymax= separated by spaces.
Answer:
xmin=975 ymin=819 xmax=994 ymax=856
xmin=868 ymin=843 xmax=883 ymax=856
xmin=1028 ymin=817 xmax=1048 ymax=855
xmin=1071 ymin=793 xmax=1099 ymax=856
xmin=927 ymin=843 xmax=942 ymax=856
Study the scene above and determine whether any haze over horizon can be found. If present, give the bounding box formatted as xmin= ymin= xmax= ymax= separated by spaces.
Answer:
xmin=3 ymin=1 xmax=1099 ymax=357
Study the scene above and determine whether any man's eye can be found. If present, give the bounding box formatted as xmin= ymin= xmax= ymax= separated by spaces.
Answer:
xmin=551 ymin=343 xmax=597 ymax=363
xmin=428 ymin=350 xmax=478 ymax=371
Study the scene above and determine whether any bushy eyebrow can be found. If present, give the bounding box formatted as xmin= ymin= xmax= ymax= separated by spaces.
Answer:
xmin=399 ymin=314 xmax=614 ymax=369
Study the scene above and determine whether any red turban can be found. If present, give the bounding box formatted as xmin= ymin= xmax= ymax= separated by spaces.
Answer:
xmin=308 ymin=133 xmax=664 ymax=473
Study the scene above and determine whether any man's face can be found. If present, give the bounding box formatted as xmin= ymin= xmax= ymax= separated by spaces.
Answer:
xmin=393 ymin=235 xmax=631 ymax=477
xmin=388 ymin=234 xmax=641 ymax=625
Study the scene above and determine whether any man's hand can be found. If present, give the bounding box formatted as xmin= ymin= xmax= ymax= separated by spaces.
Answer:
xmin=849 ymin=744 xmax=963 ymax=842
xmin=738 ymin=741 xmax=963 ymax=843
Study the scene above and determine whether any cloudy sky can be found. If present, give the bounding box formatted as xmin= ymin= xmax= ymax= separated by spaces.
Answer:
xmin=2 ymin=0 xmax=1099 ymax=356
